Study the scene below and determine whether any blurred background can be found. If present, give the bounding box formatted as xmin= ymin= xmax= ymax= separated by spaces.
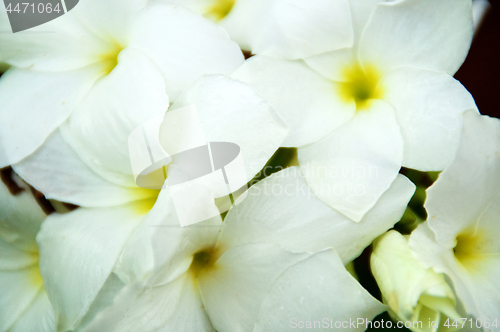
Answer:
xmin=456 ymin=0 xmax=499 ymax=119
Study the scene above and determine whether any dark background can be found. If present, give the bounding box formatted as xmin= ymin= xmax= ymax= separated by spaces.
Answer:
xmin=456 ymin=2 xmax=500 ymax=119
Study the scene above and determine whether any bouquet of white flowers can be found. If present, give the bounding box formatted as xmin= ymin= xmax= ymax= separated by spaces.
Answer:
xmin=0 ymin=0 xmax=498 ymax=331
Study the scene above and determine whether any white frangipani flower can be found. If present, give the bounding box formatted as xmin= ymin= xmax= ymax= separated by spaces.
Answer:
xmin=163 ymin=0 xmax=353 ymax=59
xmin=36 ymin=168 xmax=415 ymax=331
xmin=410 ymin=111 xmax=500 ymax=324
xmin=371 ymin=231 xmax=461 ymax=331
xmin=11 ymin=75 xmax=288 ymax=330
xmin=0 ymin=175 xmax=54 ymax=332
xmin=233 ymin=0 xmax=477 ymax=222
xmin=0 ymin=0 xmax=244 ymax=168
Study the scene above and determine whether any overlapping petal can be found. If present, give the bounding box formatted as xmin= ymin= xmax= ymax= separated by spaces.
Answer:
xmin=410 ymin=112 xmax=500 ymax=322
xmin=37 ymin=202 xmax=149 ymax=331
xmin=254 ymin=250 xmax=385 ymax=332
xmin=0 ymin=173 xmax=46 ymax=251
xmin=228 ymin=0 xmax=353 ymax=59
xmin=0 ymin=8 xmax=107 ymax=71
xmin=166 ymin=74 xmax=289 ymax=183
xmin=199 ymin=243 xmax=309 ymax=331
xmin=219 ymin=168 xmax=414 ymax=263
xmin=0 ymin=66 xmax=100 ymax=167
xmin=81 ymin=273 xmax=213 ymax=332
xmin=382 ymin=67 xmax=478 ymax=171
xmin=424 ymin=111 xmax=500 ymax=246
xmin=61 ymin=48 xmax=169 ymax=187
xmin=7 ymin=292 xmax=55 ymax=332
xmin=128 ymin=2 xmax=244 ymax=101
xmin=299 ymin=101 xmax=403 ymax=221
xmin=13 ymin=131 xmax=153 ymax=208
xmin=233 ymin=56 xmax=354 ymax=147
xmin=358 ymin=0 xmax=473 ymax=75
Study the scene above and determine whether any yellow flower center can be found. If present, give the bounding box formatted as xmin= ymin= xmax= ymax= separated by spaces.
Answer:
xmin=338 ymin=63 xmax=383 ymax=110
xmin=29 ymin=252 xmax=44 ymax=288
xmin=100 ymin=41 xmax=124 ymax=75
xmin=190 ymin=248 xmax=219 ymax=278
xmin=453 ymin=230 xmax=488 ymax=271
xmin=205 ymin=0 xmax=236 ymax=21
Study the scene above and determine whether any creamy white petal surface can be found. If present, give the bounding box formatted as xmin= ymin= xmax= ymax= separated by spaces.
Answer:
xmin=13 ymin=131 xmax=154 ymax=208
xmin=0 ymin=178 xmax=45 ymax=252
xmin=234 ymin=0 xmax=353 ymax=59
xmin=166 ymin=74 xmax=289 ymax=183
xmin=410 ymin=111 xmax=500 ymax=323
xmin=304 ymin=47 xmax=359 ymax=82
xmin=0 ymin=176 xmax=54 ymax=331
xmin=299 ymin=101 xmax=403 ymax=221
xmin=77 ymin=170 xmax=387 ymax=331
xmin=358 ymin=0 xmax=473 ymax=75
xmin=254 ymin=250 xmax=385 ymax=332
xmin=7 ymin=291 xmax=55 ymax=332
xmin=233 ymin=56 xmax=354 ymax=147
xmin=219 ymin=167 xmax=414 ymax=263
xmin=61 ymin=48 xmax=169 ymax=187
xmin=128 ymin=2 xmax=244 ymax=101
xmin=37 ymin=202 xmax=150 ymax=331
xmin=382 ymin=67 xmax=478 ymax=171
xmin=199 ymin=243 xmax=309 ymax=331
xmin=84 ymin=273 xmax=214 ymax=332
xmin=0 ymin=66 xmax=100 ymax=167
xmin=424 ymin=111 xmax=500 ymax=247
xmin=0 ymin=8 xmax=109 ymax=71
xmin=165 ymin=0 xmax=353 ymax=59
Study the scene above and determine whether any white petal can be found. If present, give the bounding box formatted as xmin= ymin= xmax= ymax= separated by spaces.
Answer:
xmin=303 ymin=0 xmax=383 ymax=79
xmin=304 ymin=47 xmax=358 ymax=82
xmin=0 ymin=238 xmax=37 ymax=270
xmin=116 ymin=188 xmax=222 ymax=287
xmin=409 ymin=223 xmax=500 ymax=323
xmin=13 ymin=131 xmax=152 ymax=208
xmin=0 ymin=173 xmax=45 ymax=252
xmin=37 ymin=203 xmax=146 ymax=331
xmin=128 ymin=2 xmax=244 ymax=101
xmin=0 ymin=8 xmax=107 ymax=71
xmin=348 ymin=0 xmax=384 ymax=42
xmin=0 ymin=267 xmax=43 ymax=331
xmin=254 ymin=249 xmax=385 ymax=332
xmin=61 ymin=48 xmax=169 ymax=188
xmin=8 ymin=291 xmax=55 ymax=332
xmin=165 ymin=74 xmax=289 ymax=184
xmin=81 ymin=274 xmax=213 ymax=332
xmin=0 ymin=66 xmax=100 ymax=167
xmin=382 ymin=68 xmax=477 ymax=171
xmin=159 ymin=0 xmax=211 ymax=14
xmin=221 ymin=0 xmax=353 ymax=59
xmin=233 ymin=56 xmax=355 ymax=147
xmin=77 ymin=273 xmax=125 ymax=331
xmin=299 ymin=100 xmax=403 ymax=221
xmin=425 ymin=111 xmax=500 ymax=247
xmin=199 ymin=243 xmax=309 ymax=332
xmin=220 ymin=167 xmax=414 ymax=263
xmin=358 ymin=0 xmax=473 ymax=75
xmin=67 ymin=0 xmax=148 ymax=46
xmin=410 ymin=113 xmax=500 ymax=322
